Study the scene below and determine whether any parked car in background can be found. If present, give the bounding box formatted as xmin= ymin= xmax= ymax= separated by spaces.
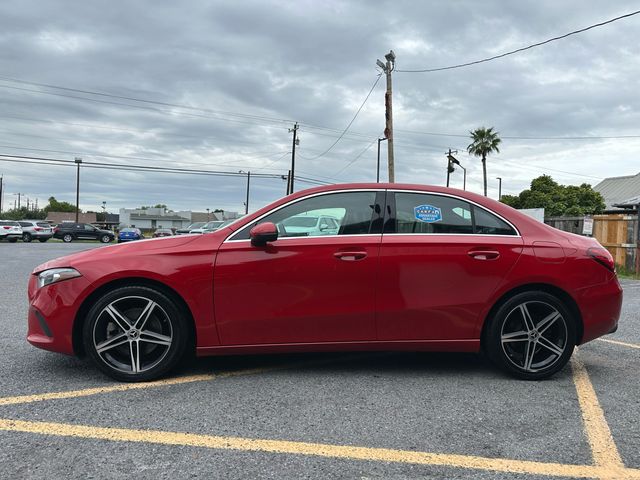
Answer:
xmin=53 ymin=223 xmax=114 ymax=243
xmin=153 ymin=228 xmax=174 ymax=238
xmin=18 ymin=220 xmax=54 ymax=243
xmin=278 ymin=214 xmax=340 ymax=237
xmin=118 ymin=228 xmax=144 ymax=243
xmin=190 ymin=220 xmax=225 ymax=234
xmin=0 ymin=220 xmax=22 ymax=242
xmin=26 ymin=183 xmax=623 ymax=382
xmin=175 ymin=222 xmax=205 ymax=235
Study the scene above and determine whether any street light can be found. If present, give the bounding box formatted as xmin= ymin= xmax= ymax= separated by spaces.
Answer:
xmin=448 ymin=154 xmax=466 ymax=191
xmin=206 ymin=208 xmax=210 ymax=221
xmin=496 ymin=177 xmax=503 ymax=201
xmin=376 ymin=137 xmax=387 ymax=183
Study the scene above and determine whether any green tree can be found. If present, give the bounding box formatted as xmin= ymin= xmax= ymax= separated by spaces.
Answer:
xmin=500 ymin=175 xmax=605 ymax=217
xmin=44 ymin=196 xmax=79 ymax=213
xmin=467 ymin=126 xmax=501 ymax=197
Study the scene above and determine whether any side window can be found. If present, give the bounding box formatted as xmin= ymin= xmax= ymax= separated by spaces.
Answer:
xmin=84 ymin=224 xmax=95 ymax=231
xmin=474 ymin=207 xmax=517 ymax=235
xmin=394 ymin=193 xmax=473 ymax=234
xmin=233 ymin=192 xmax=378 ymax=240
xmin=19 ymin=222 xmax=30 ymax=227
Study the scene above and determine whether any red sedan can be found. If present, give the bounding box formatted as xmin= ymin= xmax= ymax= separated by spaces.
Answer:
xmin=27 ymin=184 xmax=622 ymax=381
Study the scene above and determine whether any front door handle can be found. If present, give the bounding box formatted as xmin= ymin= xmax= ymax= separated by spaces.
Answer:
xmin=468 ymin=250 xmax=500 ymax=260
xmin=334 ymin=251 xmax=367 ymax=261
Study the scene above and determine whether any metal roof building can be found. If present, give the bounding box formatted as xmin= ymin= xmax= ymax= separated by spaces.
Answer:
xmin=594 ymin=172 xmax=640 ymax=210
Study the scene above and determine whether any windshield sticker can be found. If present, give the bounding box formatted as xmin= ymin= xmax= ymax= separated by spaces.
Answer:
xmin=414 ymin=204 xmax=442 ymax=223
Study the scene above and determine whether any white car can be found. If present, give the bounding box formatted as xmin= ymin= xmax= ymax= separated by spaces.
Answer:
xmin=190 ymin=220 xmax=226 ymax=234
xmin=0 ymin=221 xmax=23 ymax=243
xmin=278 ymin=215 xmax=340 ymax=237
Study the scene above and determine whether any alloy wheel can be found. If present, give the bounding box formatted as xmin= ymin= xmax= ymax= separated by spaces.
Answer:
xmin=92 ymin=296 xmax=173 ymax=374
xmin=500 ymin=301 xmax=568 ymax=373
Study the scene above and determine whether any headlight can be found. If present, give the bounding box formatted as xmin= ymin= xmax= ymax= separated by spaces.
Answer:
xmin=37 ymin=268 xmax=82 ymax=289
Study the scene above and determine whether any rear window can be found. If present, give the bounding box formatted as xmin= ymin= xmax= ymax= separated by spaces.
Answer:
xmin=37 ymin=222 xmax=51 ymax=228
xmin=0 ymin=221 xmax=20 ymax=226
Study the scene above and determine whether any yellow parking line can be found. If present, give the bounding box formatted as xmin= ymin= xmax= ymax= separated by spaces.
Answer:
xmin=570 ymin=354 xmax=625 ymax=472
xmin=597 ymin=338 xmax=640 ymax=350
xmin=0 ymin=418 xmax=638 ymax=479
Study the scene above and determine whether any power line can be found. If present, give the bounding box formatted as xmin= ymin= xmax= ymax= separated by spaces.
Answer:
xmin=0 ymin=153 xmax=331 ymax=185
xmin=397 ymin=10 xmax=640 ymax=73
xmin=304 ymin=74 xmax=382 ymax=160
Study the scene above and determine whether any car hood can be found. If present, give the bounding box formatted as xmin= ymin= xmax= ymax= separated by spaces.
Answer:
xmin=32 ymin=234 xmax=202 ymax=274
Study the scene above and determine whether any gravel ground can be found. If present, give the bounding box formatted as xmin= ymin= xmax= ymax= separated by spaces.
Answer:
xmin=0 ymin=242 xmax=638 ymax=479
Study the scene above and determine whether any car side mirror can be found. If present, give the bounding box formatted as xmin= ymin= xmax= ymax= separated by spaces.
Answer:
xmin=250 ymin=222 xmax=278 ymax=246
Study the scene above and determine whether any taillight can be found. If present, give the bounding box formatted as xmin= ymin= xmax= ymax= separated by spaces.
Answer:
xmin=34 ymin=227 xmax=42 ymax=231
xmin=587 ymin=247 xmax=615 ymax=272
xmin=53 ymin=227 xmax=59 ymax=233
xmin=2 ymin=226 xmax=10 ymax=230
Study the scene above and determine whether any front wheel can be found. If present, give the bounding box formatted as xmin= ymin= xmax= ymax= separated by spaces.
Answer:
xmin=62 ymin=234 xmax=73 ymax=243
xmin=38 ymin=238 xmax=49 ymax=243
xmin=484 ymin=291 xmax=576 ymax=380
xmin=100 ymin=234 xmax=112 ymax=243
xmin=83 ymin=286 xmax=189 ymax=381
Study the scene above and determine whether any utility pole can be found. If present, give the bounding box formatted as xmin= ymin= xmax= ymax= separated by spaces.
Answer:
xmin=13 ymin=192 xmax=23 ymax=209
xmin=288 ymin=123 xmax=299 ymax=194
xmin=496 ymin=177 xmax=503 ymax=201
xmin=75 ymin=157 xmax=82 ymax=222
xmin=0 ymin=174 xmax=3 ymax=213
xmin=376 ymin=138 xmax=387 ymax=183
xmin=377 ymin=50 xmax=396 ymax=182
xmin=446 ymin=149 xmax=454 ymax=187
xmin=239 ymin=170 xmax=251 ymax=214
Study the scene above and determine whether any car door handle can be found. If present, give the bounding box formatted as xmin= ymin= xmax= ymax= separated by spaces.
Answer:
xmin=334 ymin=251 xmax=368 ymax=261
xmin=468 ymin=250 xmax=500 ymax=260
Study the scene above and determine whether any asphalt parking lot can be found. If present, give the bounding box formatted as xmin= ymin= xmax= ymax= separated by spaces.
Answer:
xmin=0 ymin=242 xmax=638 ymax=479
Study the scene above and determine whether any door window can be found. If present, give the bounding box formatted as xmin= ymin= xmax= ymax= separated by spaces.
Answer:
xmin=233 ymin=191 xmax=379 ymax=240
xmin=392 ymin=192 xmax=517 ymax=235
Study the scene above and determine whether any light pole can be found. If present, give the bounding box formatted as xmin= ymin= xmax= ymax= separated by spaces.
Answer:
xmin=448 ymin=154 xmax=466 ymax=190
xmin=206 ymin=208 xmax=210 ymax=221
xmin=74 ymin=157 xmax=82 ymax=222
xmin=376 ymin=50 xmax=395 ymax=182
xmin=0 ymin=174 xmax=3 ymax=213
xmin=496 ymin=177 xmax=503 ymax=201
xmin=239 ymin=170 xmax=251 ymax=214
xmin=376 ymin=137 xmax=387 ymax=183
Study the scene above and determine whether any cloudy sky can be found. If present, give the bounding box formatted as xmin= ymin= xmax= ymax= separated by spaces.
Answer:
xmin=0 ymin=1 xmax=639 ymax=215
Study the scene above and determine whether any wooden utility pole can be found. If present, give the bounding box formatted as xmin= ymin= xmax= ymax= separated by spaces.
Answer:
xmin=74 ymin=157 xmax=82 ymax=222
xmin=288 ymin=123 xmax=298 ymax=194
xmin=377 ymin=50 xmax=396 ymax=182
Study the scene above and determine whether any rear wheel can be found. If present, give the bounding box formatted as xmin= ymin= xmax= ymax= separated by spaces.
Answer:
xmin=38 ymin=238 xmax=48 ymax=243
xmin=62 ymin=233 xmax=73 ymax=243
xmin=83 ymin=286 xmax=189 ymax=382
xmin=8 ymin=238 xmax=18 ymax=243
xmin=484 ymin=291 xmax=576 ymax=380
xmin=22 ymin=233 xmax=32 ymax=242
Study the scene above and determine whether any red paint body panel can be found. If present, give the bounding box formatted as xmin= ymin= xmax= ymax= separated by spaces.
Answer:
xmin=25 ymin=183 xmax=623 ymax=362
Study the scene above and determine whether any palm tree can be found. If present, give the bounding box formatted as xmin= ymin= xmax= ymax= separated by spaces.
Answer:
xmin=467 ymin=127 xmax=501 ymax=197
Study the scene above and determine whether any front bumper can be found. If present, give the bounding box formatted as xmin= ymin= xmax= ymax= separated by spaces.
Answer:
xmin=27 ymin=274 xmax=94 ymax=355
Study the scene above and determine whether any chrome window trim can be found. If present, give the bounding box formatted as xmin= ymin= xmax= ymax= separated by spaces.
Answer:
xmin=390 ymin=189 xmax=521 ymax=237
xmin=224 ymin=189 xmax=386 ymax=243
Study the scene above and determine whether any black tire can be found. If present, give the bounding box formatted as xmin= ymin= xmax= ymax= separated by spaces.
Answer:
xmin=8 ymin=238 xmax=18 ymax=243
xmin=62 ymin=233 xmax=74 ymax=243
xmin=100 ymin=234 xmax=112 ymax=243
xmin=82 ymin=285 xmax=189 ymax=382
xmin=38 ymin=238 xmax=48 ymax=243
xmin=22 ymin=233 xmax=32 ymax=243
xmin=484 ymin=291 xmax=576 ymax=380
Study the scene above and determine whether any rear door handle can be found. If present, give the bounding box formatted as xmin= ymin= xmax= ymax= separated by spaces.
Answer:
xmin=334 ymin=251 xmax=367 ymax=261
xmin=468 ymin=250 xmax=500 ymax=260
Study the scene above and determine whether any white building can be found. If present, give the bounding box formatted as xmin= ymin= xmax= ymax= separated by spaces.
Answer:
xmin=119 ymin=207 xmax=191 ymax=230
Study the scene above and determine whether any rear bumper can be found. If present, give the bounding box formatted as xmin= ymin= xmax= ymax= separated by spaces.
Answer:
xmin=575 ymin=275 xmax=623 ymax=344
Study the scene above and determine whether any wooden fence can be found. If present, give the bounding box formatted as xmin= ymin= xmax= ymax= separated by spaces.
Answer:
xmin=546 ymin=213 xmax=638 ymax=273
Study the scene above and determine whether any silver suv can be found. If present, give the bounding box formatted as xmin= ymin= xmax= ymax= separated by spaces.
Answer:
xmin=18 ymin=220 xmax=54 ymax=242
xmin=0 ymin=220 xmax=22 ymax=243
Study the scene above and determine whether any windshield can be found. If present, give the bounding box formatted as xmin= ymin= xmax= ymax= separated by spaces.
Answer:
xmin=187 ymin=222 xmax=205 ymax=229
xmin=121 ymin=228 xmax=137 ymax=233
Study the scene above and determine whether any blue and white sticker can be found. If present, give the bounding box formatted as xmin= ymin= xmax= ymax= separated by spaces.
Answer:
xmin=414 ymin=204 xmax=442 ymax=223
